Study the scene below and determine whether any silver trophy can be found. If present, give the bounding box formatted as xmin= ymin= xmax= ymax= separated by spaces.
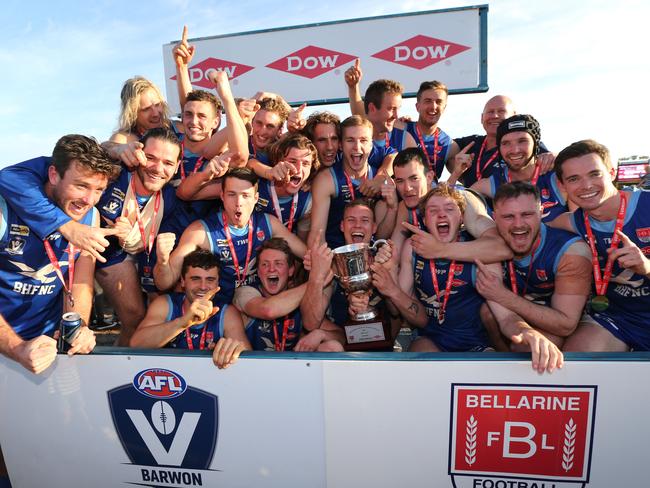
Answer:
xmin=332 ymin=239 xmax=387 ymax=322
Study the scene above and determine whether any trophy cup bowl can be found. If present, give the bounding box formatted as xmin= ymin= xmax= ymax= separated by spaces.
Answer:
xmin=331 ymin=239 xmax=387 ymax=321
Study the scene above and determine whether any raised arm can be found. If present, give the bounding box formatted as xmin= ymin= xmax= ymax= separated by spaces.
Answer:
xmin=344 ymin=58 xmax=366 ymax=116
xmin=306 ymin=170 xmax=334 ymax=249
xmin=235 ymin=284 xmax=307 ymax=320
xmin=300 ymin=242 xmax=334 ymax=331
xmin=172 ymin=25 xmax=195 ymax=109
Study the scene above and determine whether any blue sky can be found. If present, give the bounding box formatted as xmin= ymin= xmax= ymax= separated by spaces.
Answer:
xmin=1 ymin=0 xmax=648 ymax=168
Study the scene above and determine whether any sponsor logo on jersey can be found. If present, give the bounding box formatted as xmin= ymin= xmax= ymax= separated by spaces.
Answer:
xmin=171 ymin=57 xmax=254 ymax=87
xmin=108 ymin=369 xmax=219 ymax=486
xmin=449 ymin=384 xmax=596 ymax=488
xmin=9 ymin=224 xmax=29 ymax=236
xmin=372 ymin=35 xmax=470 ymax=69
xmin=47 ymin=232 xmax=61 ymax=241
xmin=102 ymin=199 xmax=121 ymax=215
xmin=266 ymin=45 xmax=356 ymax=79
xmin=635 ymin=227 xmax=650 ymax=243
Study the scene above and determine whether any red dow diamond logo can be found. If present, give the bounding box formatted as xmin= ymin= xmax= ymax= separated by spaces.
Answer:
xmin=266 ymin=45 xmax=356 ymax=79
xmin=170 ymin=57 xmax=254 ymax=88
xmin=372 ymin=35 xmax=470 ymax=69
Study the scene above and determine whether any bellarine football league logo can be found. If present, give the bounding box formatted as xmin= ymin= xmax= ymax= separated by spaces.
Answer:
xmin=449 ymin=384 xmax=597 ymax=488
xmin=108 ymin=368 xmax=220 ymax=487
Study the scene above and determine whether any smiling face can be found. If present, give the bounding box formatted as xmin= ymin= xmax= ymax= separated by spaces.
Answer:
xmin=257 ymin=248 xmax=294 ymax=296
xmin=222 ymin=176 xmax=258 ymax=227
xmin=422 ymin=195 xmax=463 ymax=243
xmin=493 ymin=193 xmax=542 ymax=258
xmin=181 ymin=266 xmax=219 ymax=303
xmin=393 ymin=159 xmax=434 ymax=209
xmin=500 ymin=131 xmax=535 ymax=171
xmin=341 ymin=124 xmax=372 ymax=174
xmin=182 ymin=100 xmax=220 ymax=143
xmin=251 ymin=109 xmax=283 ymax=150
xmin=368 ymin=92 xmax=402 ymax=133
xmin=482 ymin=96 xmax=515 ymax=138
xmin=416 ymin=88 xmax=447 ymax=127
xmin=135 ymin=137 xmax=180 ymax=194
xmin=312 ymin=122 xmax=339 ymax=167
xmin=341 ymin=204 xmax=376 ymax=245
xmin=277 ymin=147 xmax=313 ymax=195
xmin=48 ymin=161 xmax=109 ymax=221
xmin=136 ymin=88 xmax=164 ymax=133
xmin=558 ymin=152 xmax=617 ymax=213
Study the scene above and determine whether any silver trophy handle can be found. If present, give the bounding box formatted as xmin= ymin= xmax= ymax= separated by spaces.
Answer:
xmin=368 ymin=239 xmax=388 ymax=252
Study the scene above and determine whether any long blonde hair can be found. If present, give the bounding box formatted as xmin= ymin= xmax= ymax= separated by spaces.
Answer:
xmin=118 ymin=76 xmax=170 ymax=134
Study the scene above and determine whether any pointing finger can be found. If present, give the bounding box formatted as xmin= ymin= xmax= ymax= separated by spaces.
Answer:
xmin=354 ymin=58 xmax=360 ymax=69
xmin=402 ymin=221 xmax=425 ymax=235
xmin=460 ymin=141 xmax=475 ymax=154
xmin=181 ymin=25 xmax=188 ymax=43
xmin=616 ymin=230 xmax=634 ymax=247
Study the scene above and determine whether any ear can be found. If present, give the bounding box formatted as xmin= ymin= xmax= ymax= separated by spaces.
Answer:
xmin=367 ymin=102 xmax=378 ymax=114
xmin=179 ymin=276 xmax=186 ymax=290
xmin=288 ymin=264 xmax=295 ymax=278
xmin=425 ymin=170 xmax=435 ymax=187
xmin=48 ymin=165 xmax=61 ymax=186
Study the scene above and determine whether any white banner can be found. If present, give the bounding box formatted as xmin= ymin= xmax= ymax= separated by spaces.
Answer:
xmin=162 ymin=6 xmax=488 ymax=112
xmin=2 ymin=352 xmax=648 ymax=487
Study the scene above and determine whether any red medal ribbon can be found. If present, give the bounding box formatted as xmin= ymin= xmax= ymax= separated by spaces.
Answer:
xmin=429 ymin=259 xmax=457 ymax=325
xmin=415 ymin=124 xmax=439 ymax=173
xmin=410 ymin=209 xmax=419 ymax=229
xmin=43 ymin=240 xmax=75 ymax=308
xmin=343 ymin=171 xmax=364 ymax=201
xmin=222 ymin=213 xmax=254 ymax=285
xmin=508 ymin=236 xmax=540 ymax=296
xmin=384 ymin=133 xmax=390 ymax=148
xmin=584 ymin=192 xmax=628 ymax=296
xmin=179 ymin=140 xmax=204 ymax=180
xmin=131 ymin=178 xmax=161 ymax=260
xmin=269 ymin=183 xmax=298 ymax=233
xmin=475 ymin=137 xmax=498 ymax=181
xmin=182 ymin=302 xmax=209 ymax=350
xmin=272 ymin=316 xmax=290 ymax=351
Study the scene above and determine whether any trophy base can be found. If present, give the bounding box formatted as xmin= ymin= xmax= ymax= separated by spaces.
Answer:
xmin=343 ymin=312 xmax=394 ymax=351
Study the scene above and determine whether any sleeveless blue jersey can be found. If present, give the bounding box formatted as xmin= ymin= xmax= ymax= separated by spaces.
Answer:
xmin=569 ymin=189 xmax=650 ymax=350
xmin=248 ymin=138 xmax=271 ymax=165
xmin=202 ymin=210 xmax=273 ymax=303
xmin=505 ymin=224 xmax=582 ymax=306
xmin=412 ymin=233 xmax=488 ymax=351
xmin=325 ymin=162 xmax=375 ymax=249
xmin=164 ymin=292 xmax=227 ymax=349
xmin=404 ymin=122 xmax=452 ymax=179
xmin=255 ymin=180 xmax=311 ymax=234
xmin=488 ymin=166 xmax=567 ymax=223
xmin=243 ymin=284 xmax=303 ymax=351
xmin=0 ymin=195 xmax=97 ymax=340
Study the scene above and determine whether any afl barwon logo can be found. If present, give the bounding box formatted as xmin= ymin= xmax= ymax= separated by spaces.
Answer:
xmin=449 ymin=384 xmax=597 ymax=488
xmin=108 ymin=368 xmax=219 ymax=487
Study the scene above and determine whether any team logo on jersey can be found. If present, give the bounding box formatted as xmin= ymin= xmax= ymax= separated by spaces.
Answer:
xmin=256 ymin=197 xmax=270 ymax=210
xmin=108 ymin=368 xmax=219 ymax=486
xmin=171 ymin=57 xmax=254 ymax=87
xmin=454 ymin=264 xmax=464 ymax=275
xmin=372 ymin=35 xmax=470 ymax=70
xmin=5 ymin=237 xmax=26 ymax=255
xmin=9 ymin=224 xmax=29 ymax=236
xmin=541 ymin=188 xmax=550 ymax=199
xmin=635 ymin=227 xmax=650 ymax=243
xmin=449 ymin=384 xmax=597 ymax=488
xmin=102 ymin=199 xmax=121 ymax=215
xmin=266 ymin=45 xmax=356 ymax=79
xmin=536 ymin=269 xmax=548 ymax=281
xmin=47 ymin=232 xmax=61 ymax=241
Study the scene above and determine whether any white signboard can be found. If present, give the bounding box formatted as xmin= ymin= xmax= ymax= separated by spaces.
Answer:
xmin=162 ymin=6 xmax=488 ymax=112
xmin=3 ymin=352 xmax=648 ymax=487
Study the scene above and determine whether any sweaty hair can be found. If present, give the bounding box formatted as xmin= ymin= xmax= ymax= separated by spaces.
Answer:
xmin=343 ymin=198 xmax=375 ymax=218
xmin=364 ymin=79 xmax=403 ymax=113
xmin=258 ymin=237 xmax=295 ymax=268
xmin=140 ymin=127 xmax=182 ymax=162
xmin=418 ymin=183 xmax=466 ymax=216
xmin=51 ymin=134 xmax=119 ymax=181
xmin=185 ymin=90 xmax=223 ymax=116
xmin=118 ymin=76 xmax=170 ymax=134
xmin=181 ymin=248 xmax=220 ymax=277
xmin=256 ymin=97 xmax=290 ymax=124
xmin=269 ymin=133 xmax=320 ymax=181
xmin=493 ymin=181 xmax=541 ymax=207
xmin=416 ymin=80 xmax=448 ymax=101
xmin=554 ymin=139 xmax=612 ymax=182
xmin=222 ymin=167 xmax=259 ymax=191
xmin=303 ymin=111 xmax=341 ymax=141
xmin=394 ymin=147 xmax=429 ymax=172
xmin=340 ymin=115 xmax=373 ymax=138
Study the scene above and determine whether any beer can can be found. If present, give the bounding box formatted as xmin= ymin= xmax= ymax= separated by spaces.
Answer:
xmin=58 ymin=312 xmax=82 ymax=353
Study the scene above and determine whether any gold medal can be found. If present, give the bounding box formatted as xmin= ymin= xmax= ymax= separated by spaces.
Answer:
xmin=590 ymin=295 xmax=609 ymax=312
